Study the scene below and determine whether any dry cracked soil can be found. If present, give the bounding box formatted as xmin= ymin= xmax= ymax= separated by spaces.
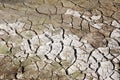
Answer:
xmin=0 ymin=0 xmax=120 ymax=80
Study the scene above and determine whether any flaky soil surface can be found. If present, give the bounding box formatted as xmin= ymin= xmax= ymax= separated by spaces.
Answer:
xmin=0 ymin=0 xmax=120 ymax=80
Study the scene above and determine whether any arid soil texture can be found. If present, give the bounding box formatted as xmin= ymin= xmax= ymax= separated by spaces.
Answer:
xmin=0 ymin=0 xmax=120 ymax=80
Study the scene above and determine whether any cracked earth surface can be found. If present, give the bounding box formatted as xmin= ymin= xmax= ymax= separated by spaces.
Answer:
xmin=0 ymin=0 xmax=120 ymax=80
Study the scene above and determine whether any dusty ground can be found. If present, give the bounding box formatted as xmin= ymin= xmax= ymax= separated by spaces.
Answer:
xmin=0 ymin=0 xmax=120 ymax=80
